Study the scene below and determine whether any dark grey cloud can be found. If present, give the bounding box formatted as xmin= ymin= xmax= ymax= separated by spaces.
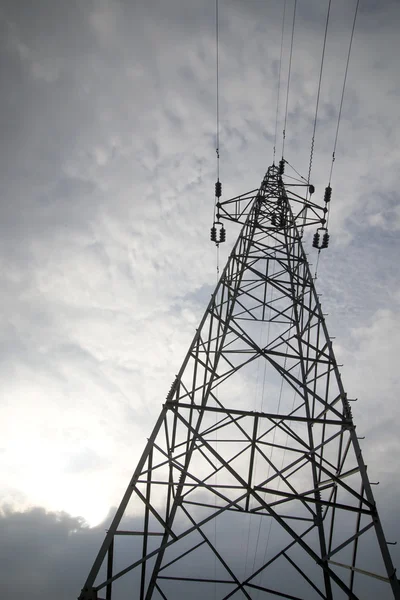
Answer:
xmin=0 ymin=503 xmax=398 ymax=599
xmin=0 ymin=506 xmax=102 ymax=599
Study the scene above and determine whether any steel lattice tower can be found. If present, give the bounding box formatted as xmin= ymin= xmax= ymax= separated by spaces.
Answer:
xmin=79 ymin=165 xmax=400 ymax=600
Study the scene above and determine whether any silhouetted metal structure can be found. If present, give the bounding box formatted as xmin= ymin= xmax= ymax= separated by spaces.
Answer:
xmin=79 ymin=165 xmax=400 ymax=599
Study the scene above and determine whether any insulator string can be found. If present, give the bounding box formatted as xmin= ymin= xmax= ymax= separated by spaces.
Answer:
xmin=329 ymin=0 xmax=360 ymax=185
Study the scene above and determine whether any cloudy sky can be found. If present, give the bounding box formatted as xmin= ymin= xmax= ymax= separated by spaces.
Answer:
xmin=0 ymin=0 xmax=399 ymax=597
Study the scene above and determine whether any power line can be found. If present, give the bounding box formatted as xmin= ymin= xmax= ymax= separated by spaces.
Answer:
xmin=282 ymin=0 xmax=297 ymax=159
xmin=214 ymin=6 xmax=220 ymax=597
xmin=285 ymin=159 xmax=307 ymax=182
xmin=244 ymin=240 xmax=277 ymax=581
xmin=216 ymin=0 xmax=220 ymax=182
xmin=307 ymin=0 xmax=332 ymax=185
xmin=255 ymin=320 xmax=293 ymax=595
xmin=329 ymin=0 xmax=360 ymax=185
xmin=273 ymin=0 xmax=287 ymax=165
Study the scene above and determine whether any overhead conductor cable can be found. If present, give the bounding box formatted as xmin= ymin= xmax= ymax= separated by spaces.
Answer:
xmin=329 ymin=0 xmax=360 ymax=187
xmin=314 ymin=0 xmax=359 ymax=280
xmin=272 ymin=0 xmax=287 ymax=165
xmin=307 ymin=0 xmax=332 ymax=186
xmin=281 ymin=0 xmax=297 ymax=160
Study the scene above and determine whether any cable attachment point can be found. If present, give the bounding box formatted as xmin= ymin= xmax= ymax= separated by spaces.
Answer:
xmin=309 ymin=184 xmax=315 ymax=195
xmin=279 ymin=159 xmax=285 ymax=175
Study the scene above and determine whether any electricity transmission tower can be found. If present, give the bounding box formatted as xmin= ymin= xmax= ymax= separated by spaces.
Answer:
xmin=79 ymin=164 xmax=400 ymax=600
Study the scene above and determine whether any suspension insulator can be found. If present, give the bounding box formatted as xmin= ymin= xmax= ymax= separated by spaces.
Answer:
xmin=210 ymin=226 xmax=217 ymax=242
xmin=324 ymin=186 xmax=332 ymax=203
xmin=312 ymin=232 xmax=320 ymax=248
xmin=309 ymin=184 xmax=315 ymax=195
xmin=279 ymin=159 xmax=285 ymax=175
xmin=321 ymin=232 xmax=330 ymax=249
xmin=271 ymin=213 xmax=277 ymax=226
xmin=215 ymin=180 xmax=222 ymax=198
xmin=279 ymin=215 xmax=286 ymax=228
xmin=219 ymin=226 xmax=226 ymax=243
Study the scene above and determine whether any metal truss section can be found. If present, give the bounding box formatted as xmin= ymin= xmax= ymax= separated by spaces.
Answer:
xmin=79 ymin=165 xmax=400 ymax=600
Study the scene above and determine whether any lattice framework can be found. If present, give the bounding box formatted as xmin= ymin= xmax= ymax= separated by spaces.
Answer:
xmin=79 ymin=165 xmax=400 ymax=600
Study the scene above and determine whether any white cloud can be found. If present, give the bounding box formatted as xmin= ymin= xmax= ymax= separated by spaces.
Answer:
xmin=0 ymin=0 xmax=399 ymax=586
